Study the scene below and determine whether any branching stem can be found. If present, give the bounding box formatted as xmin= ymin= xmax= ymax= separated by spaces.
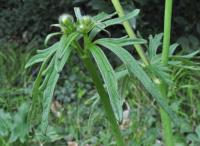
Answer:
xmin=111 ymin=0 xmax=149 ymax=65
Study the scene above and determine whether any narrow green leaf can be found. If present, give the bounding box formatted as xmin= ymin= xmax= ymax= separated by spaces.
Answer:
xmin=59 ymin=32 xmax=79 ymax=59
xmin=41 ymin=69 xmax=59 ymax=133
xmin=90 ymin=45 xmax=123 ymax=121
xmin=90 ymin=9 xmax=140 ymax=39
xmin=93 ymin=12 xmax=108 ymax=22
xmin=55 ymin=33 xmax=78 ymax=72
xmin=28 ymin=59 xmax=49 ymax=126
xmin=41 ymin=46 xmax=73 ymax=133
xmin=169 ymin=43 xmax=179 ymax=56
xmin=39 ymin=57 xmax=56 ymax=91
xmin=25 ymin=43 xmax=59 ymax=68
xmin=148 ymin=33 xmax=163 ymax=61
xmin=97 ymin=41 xmax=179 ymax=124
xmin=44 ymin=32 xmax=62 ymax=46
xmin=42 ymin=56 xmax=55 ymax=76
xmin=95 ymin=36 xmax=146 ymax=47
xmin=174 ymin=50 xmax=200 ymax=59
xmin=104 ymin=9 xmax=140 ymax=26
xmin=93 ymin=12 xmax=117 ymax=22
xmin=115 ymin=69 xmax=129 ymax=80
xmin=74 ymin=7 xmax=82 ymax=20
xmin=56 ymin=47 xmax=73 ymax=72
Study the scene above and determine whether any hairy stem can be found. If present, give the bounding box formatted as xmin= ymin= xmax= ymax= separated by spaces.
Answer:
xmin=82 ymin=54 xmax=125 ymax=146
xmin=111 ymin=0 xmax=149 ymax=65
xmin=160 ymin=0 xmax=174 ymax=146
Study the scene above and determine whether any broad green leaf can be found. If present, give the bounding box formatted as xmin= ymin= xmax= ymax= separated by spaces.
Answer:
xmin=95 ymin=36 xmax=146 ymax=47
xmin=0 ymin=110 xmax=12 ymax=137
xmin=97 ymin=41 xmax=179 ymax=124
xmin=34 ymin=126 xmax=62 ymax=142
xmin=90 ymin=9 xmax=140 ymax=39
xmin=196 ymin=125 xmax=200 ymax=138
xmin=9 ymin=103 xmax=29 ymax=143
xmin=25 ymin=42 xmax=59 ymax=68
xmin=90 ymin=45 xmax=123 ymax=121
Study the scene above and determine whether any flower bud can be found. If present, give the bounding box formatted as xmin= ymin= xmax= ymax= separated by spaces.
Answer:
xmin=59 ymin=14 xmax=74 ymax=26
xmin=77 ymin=15 xmax=94 ymax=33
xmin=81 ymin=16 xmax=93 ymax=25
xmin=77 ymin=24 xmax=87 ymax=33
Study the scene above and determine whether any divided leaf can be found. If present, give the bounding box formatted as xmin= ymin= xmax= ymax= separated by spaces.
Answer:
xmin=96 ymin=41 xmax=179 ymax=124
xmin=148 ymin=33 xmax=163 ymax=61
xmin=41 ymin=69 xmax=59 ymax=133
xmin=90 ymin=45 xmax=123 ymax=121
xmin=90 ymin=9 xmax=140 ymax=39
xmin=25 ymin=42 xmax=59 ymax=68
xmin=41 ymin=45 xmax=73 ymax=133
xmin=55 ymin=33 xmax=79 ymax=72
xmin=28 ymin=59 xmax=49 ymax=126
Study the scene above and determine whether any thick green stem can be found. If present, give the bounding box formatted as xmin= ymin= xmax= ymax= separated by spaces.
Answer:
xmin=160 ymin=0 xmax=174 ymax=146
xmin=82 ymin=55 xmax=125 ymax=146
xmin=162 ymin=0 xmax=173 ymax=64
xmin=111 ymin=0 xmax=149 ymax=66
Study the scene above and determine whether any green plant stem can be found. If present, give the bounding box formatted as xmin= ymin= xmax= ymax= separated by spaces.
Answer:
xmin=162 ymin=0 xmax=173 ymax=64
xmin=82 ymin=54 xmax=125 ymax=146
xmin=111 ymin=0 xmax=149 ymax=66
xmin=160 ymin=0 xmax=174 ymax=146
xmin=112 ymin=0 xmax=174 ymax=145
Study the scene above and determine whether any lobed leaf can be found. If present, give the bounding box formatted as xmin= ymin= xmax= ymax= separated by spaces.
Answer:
xmin=41 ymin=69 xmax=59 ymax=133
xmin=25 ymin=42 xmax=59 ymax=68
xmin=55 ymin=33 xmax=79 ymax=72
xmin=89 ymin=45 xmax=123 ymax=121
xmin=96 ymin=41 xmax=179 ymax=124
xmin=90 ymin=9 xmax=140 ymax=39
xmin=28 ymin=59 xmax=50 ymax=126
xmin=41 ymin=46 xmax=73 ymax=133
xmin=148 ymin=33 xmax=163 ymax=61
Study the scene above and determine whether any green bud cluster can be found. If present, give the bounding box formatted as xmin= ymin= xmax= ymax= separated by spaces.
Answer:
xmin=58 ymin=14 xmax=75 ymax=34
xmin=77 ymin=16 xmax=94 ymax=33
xmin=58 ymin=14 xmax=94 ymax=34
